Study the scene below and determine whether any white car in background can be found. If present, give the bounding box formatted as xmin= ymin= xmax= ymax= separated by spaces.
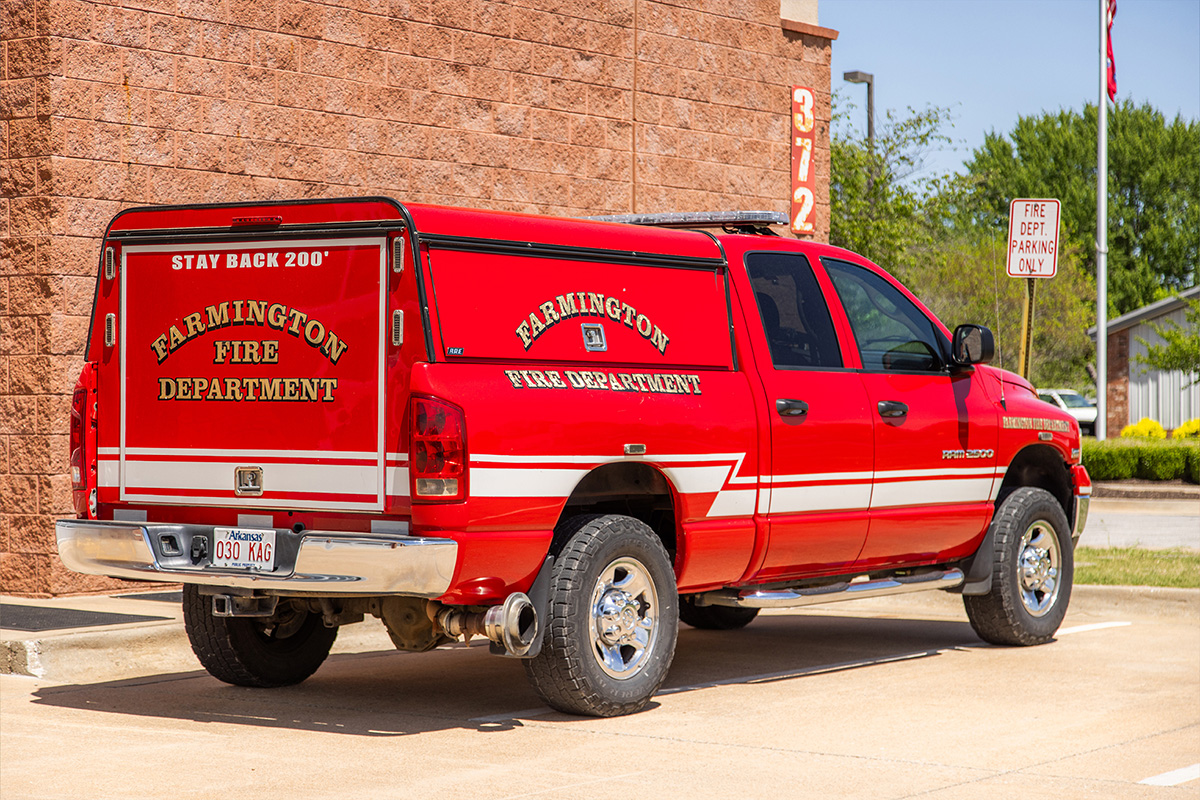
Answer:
xmin=1037 ymin=388 xmax=1098 ymax=436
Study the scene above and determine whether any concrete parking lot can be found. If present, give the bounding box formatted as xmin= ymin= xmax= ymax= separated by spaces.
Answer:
xmin=2 ymin=585 xmax=1197 ymax=800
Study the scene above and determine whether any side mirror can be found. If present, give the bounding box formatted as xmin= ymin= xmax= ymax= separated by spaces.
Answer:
xmin=951 ymin=324 xmax=995 ymax=367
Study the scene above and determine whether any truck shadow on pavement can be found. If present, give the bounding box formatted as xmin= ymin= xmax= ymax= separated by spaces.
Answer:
xmin=32 ymin=612 xmax=985 ymax=737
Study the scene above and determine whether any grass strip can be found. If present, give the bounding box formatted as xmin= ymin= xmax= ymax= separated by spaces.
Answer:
xmin=1074 ymin=546 xmax=1200 ymax=589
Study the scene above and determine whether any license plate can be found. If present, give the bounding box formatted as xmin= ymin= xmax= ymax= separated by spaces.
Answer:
xmin=212 ymin=527 xmax=276 ymax=571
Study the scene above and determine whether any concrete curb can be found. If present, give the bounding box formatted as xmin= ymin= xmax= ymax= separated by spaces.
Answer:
xmin=2 ymin=622 xmax=192 ymax=681
xmin=3 ymin=585 xmax=1195 ymax=683
xmin=0 ymin=614 xmax=399 ymax=683
xmin=1065 ymin=584 xmax=1200 ymax=620
xmin=1093 ymin=481 xmax=1200 ymax=501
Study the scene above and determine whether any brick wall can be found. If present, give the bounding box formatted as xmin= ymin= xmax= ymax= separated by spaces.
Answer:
xmin=2 ymin=0 xmax=833 ymax=596
xmin=1106 ymin=329 xmax=1129 ymax=435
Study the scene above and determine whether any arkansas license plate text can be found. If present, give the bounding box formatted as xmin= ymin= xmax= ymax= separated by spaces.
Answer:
xmin=213 ymin=527 xmax=276 ymax=571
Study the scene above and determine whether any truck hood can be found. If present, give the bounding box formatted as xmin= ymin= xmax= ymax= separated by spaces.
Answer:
xmin=980 ymin=365 xmax=1036 ymax=395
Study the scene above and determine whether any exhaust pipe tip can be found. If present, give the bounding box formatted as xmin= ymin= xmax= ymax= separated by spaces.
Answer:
xmin=484 ymin=592 xmax=539 ymax=657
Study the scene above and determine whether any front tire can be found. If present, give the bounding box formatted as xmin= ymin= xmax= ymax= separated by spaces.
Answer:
xmin=524 ymin=514 xmax=678 ymax=717
xmin=964 ymin=487 xmax=1073 ymax=646
xmin=183 ymin=586 xmax=338 ymax=687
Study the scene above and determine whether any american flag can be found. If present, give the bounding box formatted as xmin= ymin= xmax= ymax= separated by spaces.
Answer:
xmin=1106 ymin=0 xmax=1117 ymax=102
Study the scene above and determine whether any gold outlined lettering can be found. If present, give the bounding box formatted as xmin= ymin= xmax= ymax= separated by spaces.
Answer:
xmin=520 ymin=370 xmax=701 ymax=395
xmin=513 ymin=290 xmax=671 ymax=354
xmin=149 ymin=300 xmax=350 ymax=365
xmin=157 ymin=376 xmax=337 ymax=402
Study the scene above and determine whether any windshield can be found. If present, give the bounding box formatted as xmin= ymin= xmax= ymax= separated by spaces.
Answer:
xmin=1058 ymin=392 xmax=1093 ymax=408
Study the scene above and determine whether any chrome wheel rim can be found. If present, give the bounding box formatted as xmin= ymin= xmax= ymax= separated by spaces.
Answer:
xmin=1018 ymin=520 xmax=1062 ymax=617
xmin=588 ymin=556 xmax=660 ymax=680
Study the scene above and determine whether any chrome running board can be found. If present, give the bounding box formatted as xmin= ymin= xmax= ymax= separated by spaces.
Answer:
xmin=697 ymin=568 xmax=965 ymax=609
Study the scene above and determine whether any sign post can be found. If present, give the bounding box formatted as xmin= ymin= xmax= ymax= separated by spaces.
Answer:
xmin=1006 ymin=199 xmax=1061 ymax=380
xmin=1018 ymin=280 xmax=1037 ymax=380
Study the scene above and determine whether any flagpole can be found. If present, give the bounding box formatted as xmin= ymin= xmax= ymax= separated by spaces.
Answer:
xmin=1096 ymin=0 xmax=1109 ymax=440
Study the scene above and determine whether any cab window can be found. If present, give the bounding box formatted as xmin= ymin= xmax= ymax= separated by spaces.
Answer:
xmin=746 ymin=252 xmax=842 ymax=369
xmin=823 ymin=258 xmax=946 ymax=373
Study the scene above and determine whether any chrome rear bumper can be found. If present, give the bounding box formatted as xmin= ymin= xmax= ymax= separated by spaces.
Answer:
xmin=56 ymin=520 xmax=457 ymax=596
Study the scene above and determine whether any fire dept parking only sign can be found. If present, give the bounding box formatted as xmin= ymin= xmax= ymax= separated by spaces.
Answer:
xmin=1006 ymin=199 xmax=1061 ymax=278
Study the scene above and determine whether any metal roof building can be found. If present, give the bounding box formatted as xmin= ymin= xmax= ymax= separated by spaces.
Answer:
xmin=1093 ymin=286 xmax=1200 ymax=433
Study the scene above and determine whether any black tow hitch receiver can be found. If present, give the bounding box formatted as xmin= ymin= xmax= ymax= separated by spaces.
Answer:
xmin=212 ymin=594 xmax=279 ymax=617
xmin=190 ymin=535 xmax=208 ymax=563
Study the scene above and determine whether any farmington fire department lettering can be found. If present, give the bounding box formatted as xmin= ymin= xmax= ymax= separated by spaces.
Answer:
xmin=149 ymin=300 xmax=349 ymax=365
xmin=1002 ymin=416 xmax=1072 ymax=433
xmin=515 ymin=292 xmax=670 ymax=354
xmin=158 ymin=376 xmax=338 ymax=402
xmin=504 ymin=369 xmax=701 ymax=395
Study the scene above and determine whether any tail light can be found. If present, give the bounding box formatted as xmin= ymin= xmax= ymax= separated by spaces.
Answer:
xmin=409 ymin=396 xmax=467 ymax=502
xmin=70 ymin=364 xmax=97 ymax=518
xmin=69 ymin=383 xmax=85 ymax=488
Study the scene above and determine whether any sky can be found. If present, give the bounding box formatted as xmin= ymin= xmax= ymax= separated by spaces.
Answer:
xmin=822 ymin=0 xmax=1200 ymax=177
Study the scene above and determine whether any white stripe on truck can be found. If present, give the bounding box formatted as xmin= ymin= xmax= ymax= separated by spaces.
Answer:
xmin=100 ymin=448 xmax=1004 ymax=517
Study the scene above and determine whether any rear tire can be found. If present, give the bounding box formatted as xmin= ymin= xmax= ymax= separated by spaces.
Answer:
xmin=183 ymin=586 xmax=337 ymax=687
xmin=524 ymin=514 xmax=677 ymax=717
xmin=964 ymin=487 xmax=1073 ymax=646
xmin=679 ymin=596 xmax=759 ymax=630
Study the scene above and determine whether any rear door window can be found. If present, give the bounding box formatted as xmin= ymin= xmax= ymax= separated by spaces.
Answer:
xmin=746 ymin=252 xmax=842 ymax=369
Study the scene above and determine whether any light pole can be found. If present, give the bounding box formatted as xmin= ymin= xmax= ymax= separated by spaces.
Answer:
xmin=843 ymin=70 xmax=874 ymax=149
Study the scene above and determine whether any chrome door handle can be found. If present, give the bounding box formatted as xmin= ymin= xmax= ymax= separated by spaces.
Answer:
xmin=776 ymin=398 xmax=809 ymax=417
xmin=877 ymin=401 xmax=908 ymax=418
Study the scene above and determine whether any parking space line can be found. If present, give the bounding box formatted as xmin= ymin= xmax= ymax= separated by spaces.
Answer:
xmin=1139 ymin=764 xmax=1200 ymax=786
xmin=500 ymin=771 xmax=647 ymax=800
xmin=471 ymin=706 xmax=554 ymax=723
xmin=199 ymin=711 xmax=277 ymax=722
xmin=659 ymin=649 xmax=942 ymax=695
xmin=470 ymin=651 xmax=946 ymax=722
xmin=1056 ymin=621 xmax=1132 ymax=636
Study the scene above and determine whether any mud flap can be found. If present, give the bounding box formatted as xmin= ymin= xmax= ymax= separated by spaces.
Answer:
xmin=510 ymin=554 xmax=554 ymax=659
xmin=953 ymin=525 xmax=994 ymax=596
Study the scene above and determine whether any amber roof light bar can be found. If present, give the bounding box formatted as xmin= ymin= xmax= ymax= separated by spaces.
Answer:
xmin=585 ymin=211 xmax=789 ymax=230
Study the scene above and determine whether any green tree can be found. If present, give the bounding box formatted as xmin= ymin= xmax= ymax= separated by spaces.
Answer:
xmin=1135 ymin=298 xmax=1200 ymax=385
xmin=830 ymin=101 xmax=1096 ymax=389
xmin=829 ymin=101 xmax=957 ymax=281
xmin=961 ymin=101 xmax=1199 ymax=315
xmin=911 ymin=234 xmax=1096 ymax=388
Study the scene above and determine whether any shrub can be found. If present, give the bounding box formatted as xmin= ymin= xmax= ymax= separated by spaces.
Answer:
xmin=1172 ymin=418 xmax=1200 ymax=439
xmin=1082 ymin=438 xmax=1200 ymax=482
xmin=1185 ymin=445 xmax=1200 ymax=484
xmin=1136 ymin=443 xmax=1188 ymax=480
xmin=1082 ymin=439 xmax=1138 ymax=480
xmin=1121 ymin=417 xmax=1167 ymax=439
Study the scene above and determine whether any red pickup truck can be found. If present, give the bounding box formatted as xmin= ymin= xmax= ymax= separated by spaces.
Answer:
xmin=57 ymin=198 xmax=1091 ymax=716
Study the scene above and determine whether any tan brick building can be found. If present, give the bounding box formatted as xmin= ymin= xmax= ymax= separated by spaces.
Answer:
xmin=2 ymin=0 xmax=836 ymax=596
